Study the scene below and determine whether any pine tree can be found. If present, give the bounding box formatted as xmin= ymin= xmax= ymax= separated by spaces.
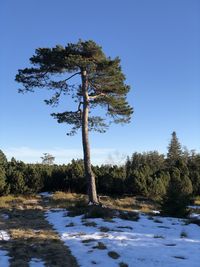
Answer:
xmin=0 ymin=149 xmax=7 ymax=167
xmin=167 ymin=131 xmax=182 ymax=166
xmin=41 ymin=153 xmax=55 ymax=165
xmin=161 ymin=167 xmax=193 ymax=217
xmin=15 ymin=40 xmax=133 ymax=204
xmin=0 ymin=167 xmax=6 ymax=195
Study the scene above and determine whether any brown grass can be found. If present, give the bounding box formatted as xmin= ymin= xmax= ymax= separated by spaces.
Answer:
xmin=100 ymin=196 xmax=157 ymax=213
xmin=0 ymin=194 xmax=78 ymax=267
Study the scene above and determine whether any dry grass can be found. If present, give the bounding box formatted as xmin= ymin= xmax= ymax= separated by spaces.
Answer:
xmin=100 ymin=195 xmax=157 ymax=213
xmin=44 ymin=191 xmax=156 ymax=214
xmin=48 ymin=191 xmax=87 ymax=209
xmin=0 ymin=194 xmax=78 ymax=267
xmin=194 ymin=196 xmax=200 ymax=206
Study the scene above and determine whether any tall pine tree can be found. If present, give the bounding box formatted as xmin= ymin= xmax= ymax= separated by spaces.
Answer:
xmin=15 ymin=40 xmax=133 ymax=204
xmin=167 ymin=131 xmax=182 ymax=166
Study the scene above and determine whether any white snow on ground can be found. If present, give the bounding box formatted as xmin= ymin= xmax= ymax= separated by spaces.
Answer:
xmin=188 ymin=205 xmax=200 ymax=210
xmin=46 ymin=210 xmax=200 ymax=267
xmin=0 ymin=250 xmax=10 ymax=267
xmin=29 ymin=258 xmax=45 ymax=267
xmin=0 ymin=230 xmax=10 ymax=241
xmin=190 ymin=213 xmax=200 ymax=220
xmin=152 ymin=210 xmax=160 ymax=214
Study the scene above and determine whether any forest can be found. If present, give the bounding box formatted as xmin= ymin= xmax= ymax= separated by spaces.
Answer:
xmin=1 ymin=132 xmax=200 ymax=217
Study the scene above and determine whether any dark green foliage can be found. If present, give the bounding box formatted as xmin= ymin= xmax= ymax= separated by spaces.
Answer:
xmin=160 ymin=133 xmax=193 ymax=217
xmin=95 ymin=165 xmax=126 ymax=195
xmin=161 ymin=167 xmax=193 ymax=217
xmin=67 ymin=159 xmax=86 ymax=193
xmin=148 ymin=171 xmax=170 ymax=200
xmin=167 ymin=131 xmax=182 ymax=166
xmin=125 ymin=151 xmax=166 ymax=199
xmin=0 ymin=149 xmax=7 ymax=167
xmin=188 ymin=153 xmax=200 ymax=195
xmin=23 ymin=165 xmax=44 ymax=193
xmin=15 ymin=40 xmax=133 ymax=135
xmin=0 ymin=167 xmax=6 ymax=195
xmin=7 ymin=168 xmax=27 ymax=194
xmin=0 ymin=151 xmax=7 ymax=195
xmin=0 ymin=135 xmax=199 ymax=208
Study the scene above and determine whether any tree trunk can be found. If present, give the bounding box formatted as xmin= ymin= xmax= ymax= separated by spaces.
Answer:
xmin=81 ymin=70 xmax=99 ymax=204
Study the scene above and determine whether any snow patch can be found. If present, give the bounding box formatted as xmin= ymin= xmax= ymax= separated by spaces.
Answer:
xmin=1 ymin=214 xmax=9 ymax=219
xmin=46 ymin=209 xmax=200 ymax=267
xmin=188 ymin=205 xmax=200 ymax=210
xmin=189 ymin=213 xmax=200 ymax=220
xmin=39 ymin=192 xmax=52 ymax=198
xmin=0 ymin=230 xmax=10 ymax=241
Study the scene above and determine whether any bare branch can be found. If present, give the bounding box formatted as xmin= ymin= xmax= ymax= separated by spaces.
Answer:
xmin=64 ymin=72 xmax=81 ymax=82
xmin=88 ymin=93 xmax=107 ymax=100
xmin=77 ymin=102 xmax=83 ymax=112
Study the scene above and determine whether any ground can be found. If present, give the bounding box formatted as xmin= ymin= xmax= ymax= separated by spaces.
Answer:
xmin=0 ymin=192 xmax=200 ymax=266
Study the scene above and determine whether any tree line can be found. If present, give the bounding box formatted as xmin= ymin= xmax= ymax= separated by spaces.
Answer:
xmin=1 ymin=133 xmax=200 ymax=209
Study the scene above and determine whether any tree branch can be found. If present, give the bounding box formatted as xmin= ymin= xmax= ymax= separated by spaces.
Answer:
xmin=64 ymin=72 xmax=81 ymax=82
xmin=77 ymin=101 xmax=83 ymax=112
xmin=88 ymin=93 xmax=107 ymax=100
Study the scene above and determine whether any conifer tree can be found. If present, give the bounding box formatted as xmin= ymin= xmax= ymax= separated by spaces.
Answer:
xmin=0 ymin=149 xmax=7 ymax=167
xmin=0 ymin=167 xmax=6 ymax=195
xmin=41 ymin=153 xmax=55 ymax=165
xmin=167 ymin=131 xmax=182 ymax=166
xmin=161 ymin=167 xmax=193 ymax=217
xmin=15 ymin=40 xmax=133 ymax=204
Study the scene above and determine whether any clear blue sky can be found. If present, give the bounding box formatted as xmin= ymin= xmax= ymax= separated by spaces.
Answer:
xmin=1 ymin=0 xmax=200 ymax=164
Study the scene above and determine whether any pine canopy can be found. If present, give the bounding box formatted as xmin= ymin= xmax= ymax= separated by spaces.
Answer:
xmin=16 ymin=40 xmax=133 ymax=135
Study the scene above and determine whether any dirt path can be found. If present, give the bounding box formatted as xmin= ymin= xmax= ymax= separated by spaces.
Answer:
xmin=0 ymin=195 xmax=78 ymax=267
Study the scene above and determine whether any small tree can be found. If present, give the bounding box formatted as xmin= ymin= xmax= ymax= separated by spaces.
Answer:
xmin=16 ymin=40 xmax=133 ymax=204
xmin=41 ymin=153 xmax=55 ymax=165
xmin=161 ymin=167 xmax=193 ymax=217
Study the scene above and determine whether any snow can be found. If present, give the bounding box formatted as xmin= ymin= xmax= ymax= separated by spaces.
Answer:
xmin=0 ymin=230 xmax=10 ymax=241
xmin=1 ymin=214 xmax=9 ymax=220
xmin=0 ymin=250 xmax=10 ymax=267
xmin=46 ymin=209 xmax=200 ymax=267
xmin=189 ymin=213 xmax=200 ymax=220
xmin=152 ymin=210 xmax=160 ymax=214
xmin=29 ymin=258 xmax=45 ymax=267
xmin=188 ymin=205 xmax=200 ymax=210
xmin=39 ymin=192 xmax=52 ymax=198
